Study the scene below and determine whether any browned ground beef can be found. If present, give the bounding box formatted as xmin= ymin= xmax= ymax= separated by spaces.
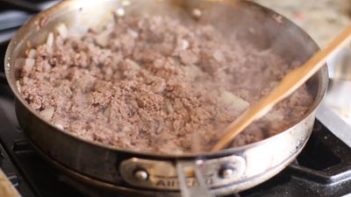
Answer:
xmin=18 ymin=15 xmax=313 ymax=154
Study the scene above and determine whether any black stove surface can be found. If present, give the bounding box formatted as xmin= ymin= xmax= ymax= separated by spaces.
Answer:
xmin=0 ymin=1 xmax=351 ymax=197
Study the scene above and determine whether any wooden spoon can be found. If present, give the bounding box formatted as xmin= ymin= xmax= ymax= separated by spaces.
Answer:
xmin=211 ymin=25 xmax=351 ymax=152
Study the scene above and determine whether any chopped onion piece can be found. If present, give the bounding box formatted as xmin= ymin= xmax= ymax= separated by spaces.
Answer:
xmin=213 ymin=50 xmax=224 ymax=62
xmin=127 ymin=29 xmax=139 ymax=39
xmin=183 ymin=65 xmax=201 ymax=80
xmin=116 ymin=8 xmax=125 ymax=17
xmin=95 ymin=30 xmax=112 ymax=47
xmin=219 ymin=90 xmax=249 ymax=112
xmin=40 ymin=107 xmax=55 ymax=121
xmin=27 ymin=49 xmax=36 ymax=58
xmin=55 ymin=123 xmax=64 ymax=130
xmin=180 ymin=39 xmax=189 ymax=50
xmin=23 ymin=58 xmax=35 ymax=73
xmin=266 ymin=111 xmax=284 ymax=121
xmin=16 ymin=80 xmax=21 ymax=93
xmin=121 ymin=0 xmax=131 ymax=6
xmin=125 ymin=59 xmax=140 ymax=70
xmin=46 ymin=33 xmax=54 ymax=54
xmin=56 ymin=23 xmax=68 ymax=38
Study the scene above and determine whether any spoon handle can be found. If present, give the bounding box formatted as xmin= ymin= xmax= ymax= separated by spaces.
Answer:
xmin=211 ymin=25 xmax=351 ymax=152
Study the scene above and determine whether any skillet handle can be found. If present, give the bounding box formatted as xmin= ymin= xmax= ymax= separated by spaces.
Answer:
xmin=176 ymin=160 xmax=214 ymax=197
xmin=0 ymin=170 xmax=21 ymax=197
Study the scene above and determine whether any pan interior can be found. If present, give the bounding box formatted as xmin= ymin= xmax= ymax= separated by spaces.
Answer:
xmin=5 ymin=0 xmax=326 ymax=156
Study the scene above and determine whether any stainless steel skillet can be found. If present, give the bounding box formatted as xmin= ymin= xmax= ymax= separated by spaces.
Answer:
xmin=5 ymin=0 xmax=328 ymax=196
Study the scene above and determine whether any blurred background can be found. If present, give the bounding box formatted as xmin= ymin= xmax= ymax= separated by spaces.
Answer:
xmin=0 ymin=0 xmax=350 ymax=47
xmin=254 ymin=0 xmax=351 ymax=47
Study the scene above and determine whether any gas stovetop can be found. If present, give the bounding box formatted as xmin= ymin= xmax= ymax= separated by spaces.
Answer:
xmin=0 ymin=1 xmax=351 ymax=197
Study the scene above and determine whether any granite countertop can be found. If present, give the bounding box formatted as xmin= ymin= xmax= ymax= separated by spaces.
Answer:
xmin=254 ymin=0 xmax=351 ymax=47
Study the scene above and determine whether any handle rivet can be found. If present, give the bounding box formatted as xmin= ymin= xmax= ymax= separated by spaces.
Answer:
xmin=134 ymin=169 xmax=149 ymax=181
xmin=219 ymin=166 xmax=235 ymax=179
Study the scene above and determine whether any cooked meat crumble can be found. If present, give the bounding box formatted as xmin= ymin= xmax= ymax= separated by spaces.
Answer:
xmin=18 ymin=15 xmax=313 ymax=154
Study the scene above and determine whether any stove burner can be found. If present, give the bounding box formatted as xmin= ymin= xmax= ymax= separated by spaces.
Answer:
xmin=0 ymin=1 xmax=350 ymax=196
